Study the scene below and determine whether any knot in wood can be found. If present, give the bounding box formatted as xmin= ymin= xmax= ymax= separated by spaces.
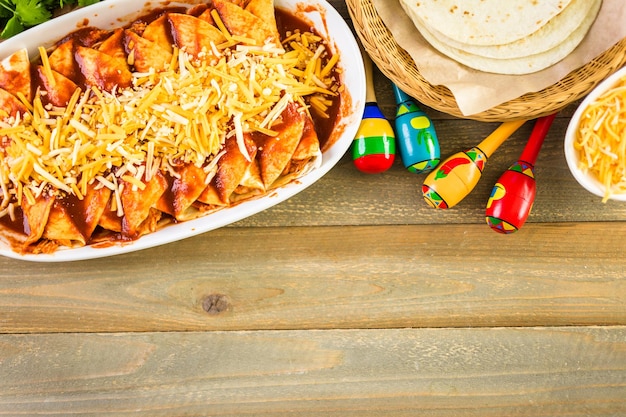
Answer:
xmin=201 ymin=294 xmax=230 ymax=315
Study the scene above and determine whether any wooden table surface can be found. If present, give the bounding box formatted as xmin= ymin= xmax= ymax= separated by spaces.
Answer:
xmin=1 ymin=1 xmax=625 ymax=416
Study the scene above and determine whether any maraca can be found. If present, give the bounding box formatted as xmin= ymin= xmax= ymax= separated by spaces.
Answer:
xmin=423 ymin=120 xmax=526 ymax=209
xmin=351 ymin=48 xmax=395 ymax=174
xmin=392 ymin=83 xmax=440 ymax=173
xmin=486 ymin=113 xmax=557 ymax=234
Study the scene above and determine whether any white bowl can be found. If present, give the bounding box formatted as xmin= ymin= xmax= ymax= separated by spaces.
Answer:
xmin=564 ymin=65 xmax=626 ymax=201
xmin=0 ymin=0 xmax=366 ymax=262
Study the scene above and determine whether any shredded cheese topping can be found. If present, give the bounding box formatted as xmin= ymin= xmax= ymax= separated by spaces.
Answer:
xmin=574 ymin=75 xmax=626 ymax=202
xmin=0 ymin=22 xmax=340 ymax=219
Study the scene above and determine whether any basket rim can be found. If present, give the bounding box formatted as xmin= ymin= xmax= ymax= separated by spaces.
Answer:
xmin=346 ymin=0 xmax=626 ymax=122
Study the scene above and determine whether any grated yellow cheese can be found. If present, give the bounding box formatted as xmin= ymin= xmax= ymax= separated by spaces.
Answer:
xmin=574 ymin=75 xmax=626 ymax=202
xmin=38 ymin=47 xmax=56 ymax=89
xmin=211 ymin=9 xmax=234 ymax=42
xmin=0 ymin=16 xmax=340 ymax=216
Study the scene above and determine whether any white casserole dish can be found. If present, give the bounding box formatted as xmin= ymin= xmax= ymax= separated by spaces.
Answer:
xmin=0 ymin=0 xmax=366 ymax=262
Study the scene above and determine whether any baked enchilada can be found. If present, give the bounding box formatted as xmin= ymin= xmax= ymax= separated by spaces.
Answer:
xmin=0 ymin=0 xmax=343 ymax=254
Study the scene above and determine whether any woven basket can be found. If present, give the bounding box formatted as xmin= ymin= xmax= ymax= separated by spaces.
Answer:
xmin=346 ymin=0 xmax=626 ymax=122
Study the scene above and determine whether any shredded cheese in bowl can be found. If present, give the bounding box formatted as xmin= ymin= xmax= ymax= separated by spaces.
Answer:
xmin=566 ymin=69 xmax=626 ymax=202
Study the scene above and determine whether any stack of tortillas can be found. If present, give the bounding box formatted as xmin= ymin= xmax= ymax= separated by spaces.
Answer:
xmin=398 ymin=0 xmax=602 ymax=75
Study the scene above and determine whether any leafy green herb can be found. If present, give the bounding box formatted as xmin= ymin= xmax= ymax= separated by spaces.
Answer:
xmin=0 ymin=0 xmax=102 ymax=39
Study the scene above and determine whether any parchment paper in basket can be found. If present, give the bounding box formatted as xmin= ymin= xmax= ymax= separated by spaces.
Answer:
xmin=372 ymin=0 xmax=626 ymax=117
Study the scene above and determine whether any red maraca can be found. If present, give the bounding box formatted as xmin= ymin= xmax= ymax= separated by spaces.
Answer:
xmin=485 ymin=113 xmax=557 ymax=234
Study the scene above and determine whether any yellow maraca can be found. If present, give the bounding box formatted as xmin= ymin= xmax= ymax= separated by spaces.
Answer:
xmin=422 ymin=120 xmax=526 ymax=209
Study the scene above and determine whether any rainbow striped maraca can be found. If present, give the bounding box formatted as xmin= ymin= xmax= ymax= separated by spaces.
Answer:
xmin=351 ymin=48 xmax=395 ymax=174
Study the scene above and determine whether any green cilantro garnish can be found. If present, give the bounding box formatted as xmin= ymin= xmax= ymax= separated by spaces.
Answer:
xmin=0 ymin=0 xmax=101 ymax=39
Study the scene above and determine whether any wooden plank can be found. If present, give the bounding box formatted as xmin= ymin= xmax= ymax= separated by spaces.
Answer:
xmin=0 ymin=327 xmax=624 ymax=416
xmin=1 ymin=222 xmax=624 ymax=333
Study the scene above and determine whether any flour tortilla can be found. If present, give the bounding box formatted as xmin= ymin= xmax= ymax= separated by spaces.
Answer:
xmin=411 ymin=0 xmax=601 ymax=75
xmin=407 ymin=0 xmax=595 ymax=59
xmin=399 ymin=0 xmax=574 ymax=46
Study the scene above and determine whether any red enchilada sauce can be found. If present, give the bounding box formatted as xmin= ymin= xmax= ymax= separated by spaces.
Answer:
xmin=0 ymin=4 xmax=343 ymax=246
xmin=275 ymin=8 xmax=341 ymax=150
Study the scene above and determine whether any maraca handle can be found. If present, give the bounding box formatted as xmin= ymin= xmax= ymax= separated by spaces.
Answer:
xmin=392 ymin=83 xmax=411 ymax=105
xmin=361 ymin=45 xmax=377 ymax=103
xmin=519 ymin=113 xmax=557 ymax=165
xmin=478 ymin=120 xmax=526 ymax=157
